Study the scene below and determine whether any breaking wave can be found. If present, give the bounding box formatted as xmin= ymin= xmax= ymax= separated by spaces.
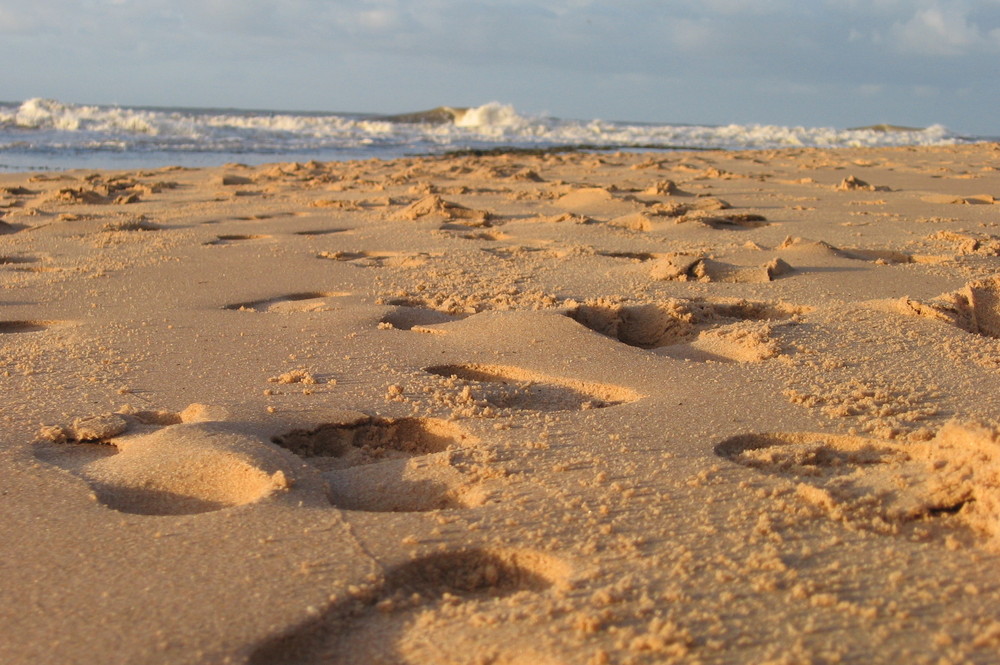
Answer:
xmin=0 ymin=97 xmax=976 ymax=170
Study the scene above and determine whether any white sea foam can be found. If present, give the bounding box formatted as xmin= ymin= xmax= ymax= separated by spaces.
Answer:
xmin=0 ymin=98 xmax=977 ymax=171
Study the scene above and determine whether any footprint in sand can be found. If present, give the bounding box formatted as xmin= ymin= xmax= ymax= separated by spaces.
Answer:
xmin=0 ymin=320 xmax=69 ymax=334
xmin=248 ymin=548 xmax=571 ymax=665
xmin=33 ymin=406 xmax=299 ymax=516
xmin=229 ymin=212 xmax=297 ymax=221
xmin=379 ymin=302 xmax=468 ymax=332
xmin=677 ymin=213 xmax=770 ymax=230
xmin=567 ymin=298 xmax=809 ymax=363
xmin=0 ymin=220 xmax=27 ymax=235
xmin=897 ymin=276 xmax=1000 ymax=339
xmin=223 ymin=292 xmax=350 ymax=313
xmin=455 ymin=230 xmax=511 ymax=241
xmin=0 ymin=255 xmax=39 ymax=267
xmin=424 ymin=364 xmax=642 ymax=412
xmin=293 ymin=228 xmax=348 ymax=237
xmin=317 ymin=250 xmax=437 ymax=268
xmin=479 ymin=245 xmax=550 ymax=261
xmin=102 ymin=219 xmax=161 ymax=232
xmin=271 ymin=415 xmax=482 ymax=512
xmin=203 ymin=234 xmax=271 ymax=246
xmin=715 ymin=422 xmax=1000 ymax=547
xmin=596 ymin=250 xmax=665 ymax=262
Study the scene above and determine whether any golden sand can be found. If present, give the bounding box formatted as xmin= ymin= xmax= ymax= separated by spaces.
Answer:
xmin=2 ymin=144 xmax=1000 ymax=664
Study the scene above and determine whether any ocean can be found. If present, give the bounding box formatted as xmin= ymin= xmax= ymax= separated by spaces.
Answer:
xmin=0 ymin=98 xmax=987 ymax=172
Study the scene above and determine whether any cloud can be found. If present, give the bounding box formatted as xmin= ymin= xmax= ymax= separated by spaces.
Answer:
xmin=1 ymin=0 xmax=999 ymax=133
xmin=889 ymin=3 xmax=1000 ymax=55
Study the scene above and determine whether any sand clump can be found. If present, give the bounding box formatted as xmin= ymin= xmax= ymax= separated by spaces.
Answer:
xmin=34 ymin=408 xmax=297 ymax=516
xmin=898 ymin=276 xmax=1000 ymax=338
xmin=391 ymin=194 xmax=492 ymax=226
xmin=650 ymin=253 xmax=793 ymax=283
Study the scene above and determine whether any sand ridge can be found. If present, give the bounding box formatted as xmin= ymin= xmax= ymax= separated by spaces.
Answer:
xmin=1 ymin=144 xmax=1000 ymax=664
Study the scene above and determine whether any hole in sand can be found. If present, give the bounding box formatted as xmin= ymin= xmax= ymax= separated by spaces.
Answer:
xmin=567 ymin=298 xmax=807 ymax=350
xmin=272 ymin=416 xmax=480 ymax=512
xmin=424 ymin=363 xmax=641 ymax=411
xmin=271 ymin=416 xmax=476 ymax=470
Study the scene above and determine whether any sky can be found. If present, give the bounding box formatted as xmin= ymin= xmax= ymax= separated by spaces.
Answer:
xmin=2 ymin=0 xmax=1000 ymax=135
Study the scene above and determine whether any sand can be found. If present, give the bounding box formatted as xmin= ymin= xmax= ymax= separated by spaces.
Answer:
xmin=1 ymin=143 xmax=999 ymax=664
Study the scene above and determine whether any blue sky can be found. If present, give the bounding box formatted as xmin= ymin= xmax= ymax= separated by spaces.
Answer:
xmin=2 ymin=0 xmax=999 ymax=134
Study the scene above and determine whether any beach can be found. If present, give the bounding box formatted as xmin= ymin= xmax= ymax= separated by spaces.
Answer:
xmin=2 ymin=143 xmax=999 ymax=664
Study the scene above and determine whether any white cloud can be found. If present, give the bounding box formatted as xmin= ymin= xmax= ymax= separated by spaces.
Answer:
xmin=889 ymin=3 xmax=998 ymax=55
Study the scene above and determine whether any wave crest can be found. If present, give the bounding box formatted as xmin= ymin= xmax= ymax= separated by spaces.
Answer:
xmin=454 ymin=102 xmax=529 ymax=131
xmin=0 ymin=97 xmax=968 ymax=168
xmin=8 ymin=98 xmax=159 ymax=134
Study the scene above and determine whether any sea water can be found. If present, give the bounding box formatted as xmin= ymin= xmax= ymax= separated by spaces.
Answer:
xmin=0 ymin=98 xmax=983 ymax=172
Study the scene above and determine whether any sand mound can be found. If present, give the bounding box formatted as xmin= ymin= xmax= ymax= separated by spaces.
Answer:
xmin=555 ymin=187 xmax=641 ymax=218
xmin=650 ymin=253 xmax=793 ymax=283
xmin=35 ymin=421 xmax=292 ymax=516
xmin=925 ymin=230 xmax=1000 ymax=256
xmin=392 ymin=195 xmax=491 ymax=226
xmin=898 ymin=276 xmax=1000 ymax=338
